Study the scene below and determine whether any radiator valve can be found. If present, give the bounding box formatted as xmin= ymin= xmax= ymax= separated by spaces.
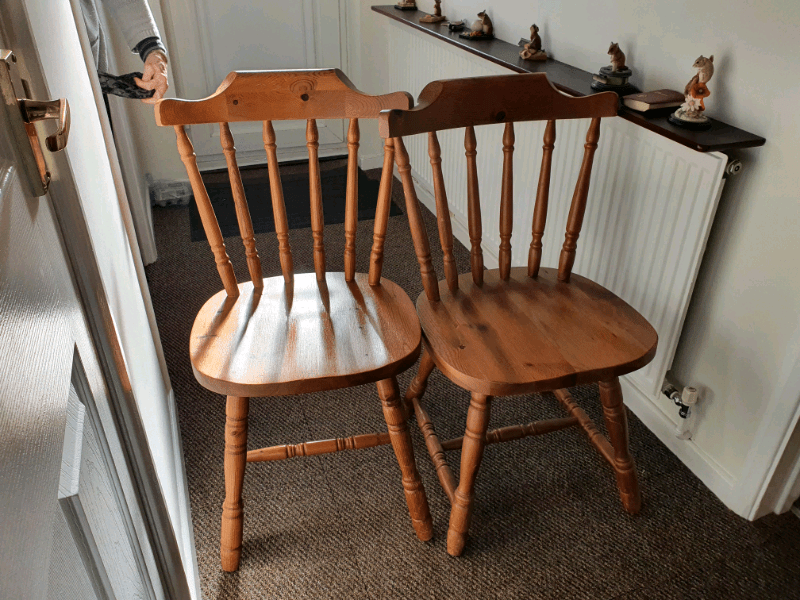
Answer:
xmin=725 ymin=159 xmax=743 ymax=177
xmin=662 ymin=383 xmax=699 ymax=439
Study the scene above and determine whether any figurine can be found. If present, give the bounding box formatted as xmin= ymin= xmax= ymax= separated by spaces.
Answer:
xmin=420 ymin=0 xmax=446 ymax=23
xmin=608 ymin=42 xmax=626 ymax=72
xmin=459 ymin=9 xmax=494 ymax=39
xmin=669 ymin=55 xmax=714 ymax=130
xmin=394 ymin=0 xmax=417 ymax=11
xmin=590 ymin=41 xmax=639 ymax=97
xmin=519 ymin=24 xmax=547 ymax=61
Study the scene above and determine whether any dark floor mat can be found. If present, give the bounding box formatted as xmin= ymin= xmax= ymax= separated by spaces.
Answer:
xmin=190 ymin=157 xmax=401 ymax=242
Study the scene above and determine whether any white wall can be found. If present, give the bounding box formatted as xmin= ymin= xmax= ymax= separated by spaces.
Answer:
xmin=354 ymin=0 xmax=800 ymax=513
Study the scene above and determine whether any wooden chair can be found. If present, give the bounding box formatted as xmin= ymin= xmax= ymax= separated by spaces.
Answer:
xmin=154 ymin=69 xmax=433 ymax=572
xmin=378 ymin=73 xmax=658 ymax=556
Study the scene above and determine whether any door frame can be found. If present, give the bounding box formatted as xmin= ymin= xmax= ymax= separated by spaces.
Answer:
xmin=0 ymin=3 xmax=194 ymax=598
xmin=160 ymin=0 xmax=352 ymax=169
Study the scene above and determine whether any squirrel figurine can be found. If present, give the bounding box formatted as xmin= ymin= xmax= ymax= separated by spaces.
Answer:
xmin=683 ymin=55 xmax=714 ymax=112
xmin=471 ymin=10 xmax=493 ymax=36
xmin=684 ymin=55 xmax=714 ymax=95
xmin=608 ymin=42 xmax=626 ymax=72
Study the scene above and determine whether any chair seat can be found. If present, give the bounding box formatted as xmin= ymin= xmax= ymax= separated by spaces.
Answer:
xmin=417 ymin=267 xmax=658 ymax=396
xmin=191 ymin=272 xmax=421 ymax=397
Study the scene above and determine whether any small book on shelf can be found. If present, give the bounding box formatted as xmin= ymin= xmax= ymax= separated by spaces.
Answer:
xmin=623 ymin=89 xmax=685 ymax=112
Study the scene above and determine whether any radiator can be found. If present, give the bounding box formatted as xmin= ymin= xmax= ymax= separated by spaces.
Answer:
xmin=387 ymin=23 xmax=728 ymax=428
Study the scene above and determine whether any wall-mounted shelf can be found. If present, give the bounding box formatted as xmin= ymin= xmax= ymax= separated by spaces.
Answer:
xmin=372 ymin=5 xmax=765 ymax=153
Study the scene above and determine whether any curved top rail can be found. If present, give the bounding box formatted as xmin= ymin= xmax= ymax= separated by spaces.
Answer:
xmin=155 ymin=68 xmax=413 ymax=126
xmin=379 ymin=73 xmax=617 ymax=138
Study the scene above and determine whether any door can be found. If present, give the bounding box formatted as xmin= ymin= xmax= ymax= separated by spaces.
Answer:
xmin=0 ymin=3 xmax=196 ymax=599
xmin=164 ymin=0 xmax=350 ymax=168
xmin=0 ymin=60 xmax=167 ymax=600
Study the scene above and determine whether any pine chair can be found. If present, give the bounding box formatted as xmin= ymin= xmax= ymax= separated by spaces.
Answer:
xmin=378 ymin=73 xmax=658 ymax=556
xmin=155 ymin=69 xmax=433 ymax=572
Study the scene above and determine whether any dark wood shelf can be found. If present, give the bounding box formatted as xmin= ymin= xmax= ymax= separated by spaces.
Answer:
xmin=372 ymin=5 xmax=765 ymax=153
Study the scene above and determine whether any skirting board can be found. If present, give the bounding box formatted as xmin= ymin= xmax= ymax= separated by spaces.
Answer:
xmin=618 ymin=376 xmax=737 ymax=505
xmin=359 ymin=153 xmax=386 ymax=171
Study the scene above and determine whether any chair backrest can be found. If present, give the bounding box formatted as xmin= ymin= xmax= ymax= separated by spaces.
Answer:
xmin=377 ymin=73 xmax=618 ymax=302
xmin=155 ymin=69 xmax=413 ymax=299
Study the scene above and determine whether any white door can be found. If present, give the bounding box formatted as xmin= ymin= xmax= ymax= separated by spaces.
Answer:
xmin=0 ymin=59 xmax=173 ymax=600
xmin=164 ymin=0 xmax=350 ymax=168
xmin=0 ymin=3 xmax=196 ymax=599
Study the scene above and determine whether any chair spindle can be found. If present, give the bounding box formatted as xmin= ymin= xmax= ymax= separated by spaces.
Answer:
xmin=262 ymin=120 xmax=294 ymax=284
xmin=558 ymin=117 xmax=601 ymax=283
xmin=464 ymin=126 xmax=484 ymax=286
xmin=499 ymin=122 xmax=515 ymax=280
xmin=306 ymin=119 xmax=326 ymax=281
xmin=369 ymin=138 xmax=395 ymax=286
xmin=428 ymin=132 xmax=458 ymax=293
xmin=220 ymin=123 xmax=263 ymax=289
xmin=175 ymin=125 xmax=239 ymax=298
xmin=344 ymin=118 xmax=360 ymax=282
xmin=528 ymin=120 xmax=556 ymax=278
xmin=394 ymin=137 xmax=440 ymax=302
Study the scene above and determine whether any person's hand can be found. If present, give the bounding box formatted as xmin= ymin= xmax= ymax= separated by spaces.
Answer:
xmin=135 ymin=50 xmax=169 ymax=104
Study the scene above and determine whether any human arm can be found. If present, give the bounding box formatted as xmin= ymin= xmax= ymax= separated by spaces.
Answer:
xmin=103 ymin=0 xmax=169 ymax=102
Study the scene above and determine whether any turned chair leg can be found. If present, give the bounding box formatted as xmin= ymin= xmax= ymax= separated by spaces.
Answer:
xmin=377 ymin=377 xmax=433 ymax=542
xmin=447 ymin=392 xmax=492 ymax=556
xmin=599 ymin=378 xmax=641 ymax=514
xmin=221 ymin=396 xmax=249 ymax=572
xmin=403 ymin=347 xmax=436 ymax=419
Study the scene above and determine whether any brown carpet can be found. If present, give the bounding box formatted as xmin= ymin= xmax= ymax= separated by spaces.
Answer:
xmin=145 ymin=169 xmax=800 ymax=600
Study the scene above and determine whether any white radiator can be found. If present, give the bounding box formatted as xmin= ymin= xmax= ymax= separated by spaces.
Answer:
xmin=387 ymin=22 xmax=729 ymax=456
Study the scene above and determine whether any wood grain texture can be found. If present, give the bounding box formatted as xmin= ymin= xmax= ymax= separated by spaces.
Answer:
xmin=380 ymin=75 xmax=656 ymax=555
xmin=554 ymin=388 xmax=615 ymax=466
xmin=528 ymin=119 xmax=555 ymax=278
xmin=160 ymin=70 xmax=432 ymax=571
xmin=405 ymin=349 xmax=456 ymax=502
xmin=404 ymin=346 xmax=436 ymax=408
xmin=464 ymin=126 xmax=484 ymax=285
xmin=499 ymin=122 xmax=514 ymax=280
xmin=175 ymin=125 xmax=239 ymax=298
xmin=394 ymin=136 xmax=440 ymax=302
xmin=155 ymin=69 xmax=413 ymax=126
xmin=220 ymin=123 xmax=262 ymax=288
xmin=368 ymin=138 xmax=395 ymax=286
xmin=558 ymin=117 xmax=601 ymax=283
xmin=221 ymin=396 xmax=248 ymax=572
xmin=447 ymin=393 xmax=492 ymax=557
xmin=190 ymin=273 xmax=422 ymax=397
xmin=263 ymin=120 xmax=294 ymax=284
xmin=440 ymin=416 xmax=579 ymax=450
xmin=412 ymin=395 xmax=456 ymax=503
xmin=379 ymin=73 xmax=617 ymax=139
xmin=428 ymin=132 xmax=458 ymax=292
xmin=372 ymin=5 xmax=766 ymax=153
xmin=344 ymin=118 xmax=360 ymax=282
xmin=599 ymin=378 xmax=642 ymax=514
xmin=247 ymin=432 xmax=391 ymax=462
xmin=306 ymin=119 xmax=326 ymax=281
xmin=377 ymin=378 xmax=434 ymax=542
xmin=417 ymin=267 xmax=657 ymax=396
